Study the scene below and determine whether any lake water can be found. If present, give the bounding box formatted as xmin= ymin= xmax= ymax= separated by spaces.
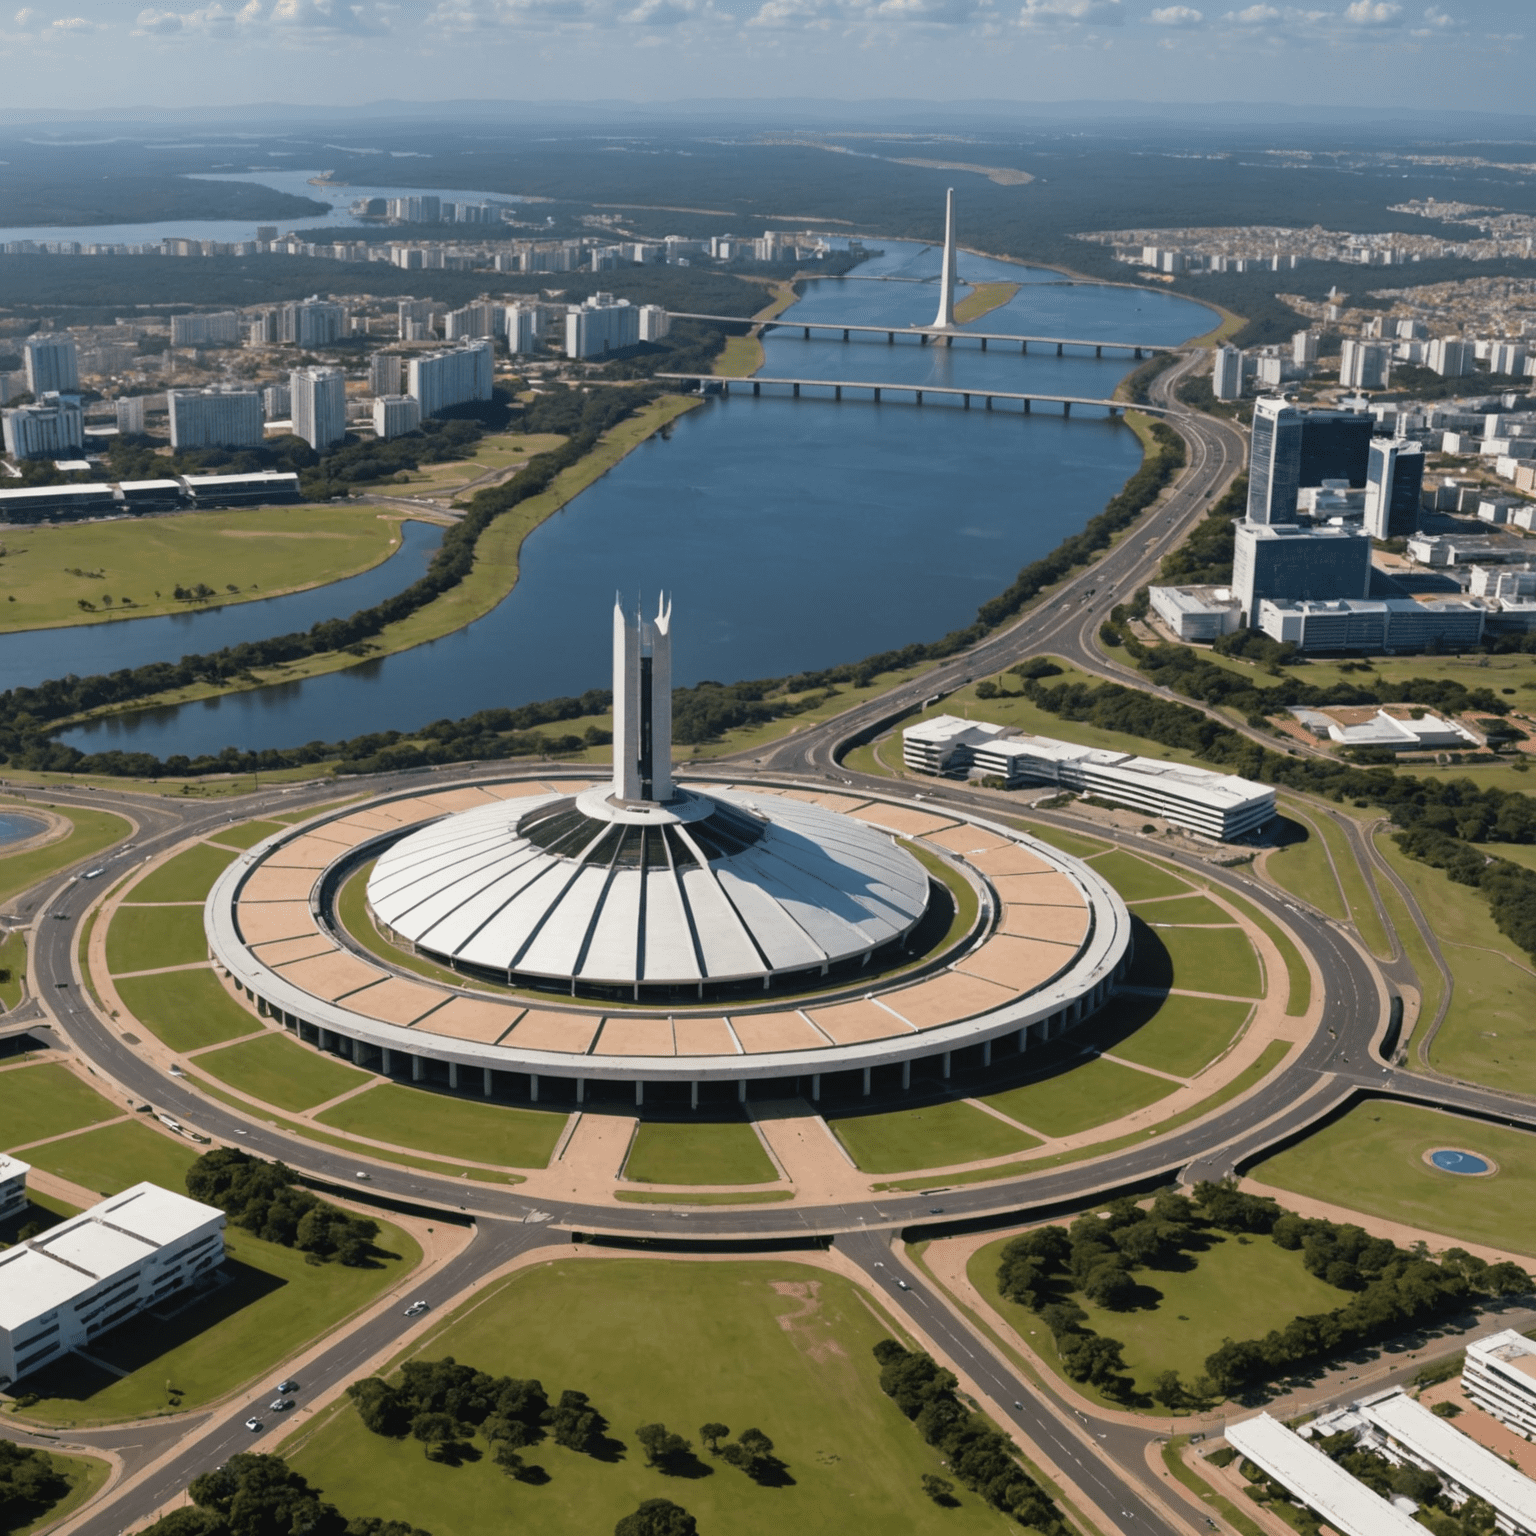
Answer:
xmin=0 ymin=520 xmax=442 ymax=692
xmin=59 ymin=242 xmax=1213 ymax=759
xmin=0 ymin=811 xmax=48 ymax=846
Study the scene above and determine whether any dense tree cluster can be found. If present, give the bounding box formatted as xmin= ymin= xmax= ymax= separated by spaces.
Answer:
xmin=133 ymin=1452 xmax=429 ymax=1536
xmin=1155 ymin=474 xmax=1245 ymax=586
xmin=185 ymin=1148 xmax=379 ymax=1266
xmin=0 ymin=1439 xmax=68 ymax=1531
xmin=872 ymin=1340 xmax=1067 ymax=1531
xmin=613 ymin=1499 xmax=697 ymax=1536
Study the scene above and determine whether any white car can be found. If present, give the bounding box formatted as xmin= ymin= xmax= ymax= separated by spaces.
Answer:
xmin=244 ymin=1417 xmax=263 ymax=1432
xmin=403 ymin=1299 xmax=430 ymax=1317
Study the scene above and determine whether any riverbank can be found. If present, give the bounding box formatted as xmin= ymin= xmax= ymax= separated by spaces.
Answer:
xmin=52 ymin=394 xmax=700 ymax=729
xmin=713 ymin=279 xmax=800 ymax=377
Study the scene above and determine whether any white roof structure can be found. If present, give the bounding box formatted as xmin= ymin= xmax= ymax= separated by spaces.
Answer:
xmin=1357 ymin=1387 xmax=1536 ymax=1535
xmin=1225 ymin=1412 xmax=1424 ymax=1536
xmin=0 ymin=1182 xmax=222 ymax=1333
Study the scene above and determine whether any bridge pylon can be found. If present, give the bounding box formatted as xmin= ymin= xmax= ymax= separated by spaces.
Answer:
xmin=932 ymin=187 xmax=958 ymax=330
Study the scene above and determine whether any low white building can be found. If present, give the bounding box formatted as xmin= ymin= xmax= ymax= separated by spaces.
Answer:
xmin=1467 ymin=1330 xmax=1536 ymax=1440
xmin=0 ymin=1182 xmax=224 ymax=1389
xmin=1147 ymin=585 xmax=1243 ymax=641
xmin=1355 ymin=1386 xmax=1536 ymax=1536
xmin=0 ymin=1153 xmax=28 ymax=1224
xmin=1290 ymin=707 xmax=1481 ymax=752
xmin=1257 ymin=597 xmax=1485 ymax=653
xmin=1226 ymin=1412 xmax=1424 ymax=1536
xmin=902 ymin=717 xmax=1275 ymax=840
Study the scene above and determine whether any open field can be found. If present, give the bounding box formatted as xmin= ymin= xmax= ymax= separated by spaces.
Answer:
xmin=115 ymin=968 xmax=261 ymax=1054
xmin=623 ymin=1120 xmax=779 ymax=1186
xmin=1215 ymin=888 xmax=1312 ymax=1018
xmin=1368 ymin=830 xmax=1444 ymax=1035
xmin=206 ymin=818 xmax=289 ymax=849
xmin=0 ymin=924 xmax=26 ymax=1009
xmin=123 ymin=843 xmax=238 ymax=904
xmin=104 ymin=904 xmax=208 ymax=973
xmin=828 ymin=1098 xmax=1040 ymax=1173
xmin=1308 ymin=809 xmax=1391 ymax=957
xmin=20 ymin=1218 xmax=420 ymax=1426
xmin=0 ymin=505 xmax=404 ymax=633
xmin=24 ymin=1120 xmax=196 ymax=1196
xmin=9 ymin=1451 xmax=111 ymax=1536
xmin=981 ymin=1055 xmax=1177 ymax=1139
xmin=71 ymin=397 xmax=700 ymax=725
xmin=1132 ymin=894 xmax=1233 ymax=926
xmin=0 ymin=1062 xmax=122 ymax=1149
xmin=287 ymin=1259 xmax=1038 ymax=1536
xmin=1252 ymin=1100 xmax=1536 ymax=1256
xmin=1265 ymin=814 xmax=1348 ymax=923
xmin=393 ymin=431 xmax=567 ymax=498
xmin=1099 ymin=993 xmax=1253 ymax=1079
xmin=0 ymin=804 xmax=129 ymax=907
xmin=954 ymin=282 xmax=1021 ymax=323
xmin=969 ymin=1227 xmax=1342 ymax=1407
xmin=195 ymin=1032 xmax=373 ymax=1113
xmin=316 ymin=1083 xmax=566 ymax=1168
xmin=1127 ymin=922 xmax=1263 ymax=998
xmin=1012 ymin=821 xmax=1112 ymax=859
xmin=1087 ymin=850 xmax=1192 ymax=903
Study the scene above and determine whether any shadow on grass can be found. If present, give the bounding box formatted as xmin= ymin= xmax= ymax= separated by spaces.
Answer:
xmin=1123 ymin=918 xmax=1173 ymax=993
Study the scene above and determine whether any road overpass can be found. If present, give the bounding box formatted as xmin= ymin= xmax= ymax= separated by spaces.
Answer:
xmin=656 ymin=371 xmax=1169 ymax=416
xmin=666 ymin=310 xmax=1173 ymax=357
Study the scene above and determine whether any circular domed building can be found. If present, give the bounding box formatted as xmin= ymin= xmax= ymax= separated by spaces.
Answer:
xmin=206 ymin=599 xmax=1132 ymax=1108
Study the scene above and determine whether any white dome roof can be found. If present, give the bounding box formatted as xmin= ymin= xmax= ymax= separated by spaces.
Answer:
xmin=366 ymin=786 xmax=932 ymax=992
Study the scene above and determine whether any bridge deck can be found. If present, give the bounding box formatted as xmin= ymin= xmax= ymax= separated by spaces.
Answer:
xmin=665 ymin=311 xmax=1173 ymax=354
xmin=656 ymin=373 xmax=1168 ymax=415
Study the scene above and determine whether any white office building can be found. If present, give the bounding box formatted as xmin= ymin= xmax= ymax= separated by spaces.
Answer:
xmin=291 ymin=366 xmax=347 ymax=451
xmin=407 ymin=341 xmax=493 ymax=419
xmin=1213 ymin=345 xmax=1244 ymax=401
xmin=23 ymin=335 xmax=79 ymax=394
xmin=168 ymin=389 xmax=264 ymax=451
xmin=1293 ymin=330 xmax=1321 ymax=366
xmin=373 ymin=394 xmax=421 ymax=439
xmin=1226 ymin=1413 xmax=1423 ymax=1536
xmin=902 ymin=717 xmax=1274 ymax=840
xmin=1428 ymin=337 xmax=1475 ymax=377
xmin=1340 ymin=338 xmax=1392 ymax=389
xmin=170 ymin=311 xmax=242 ymax=347
xmin=565 ymin=294 xmax=640 ymax=359
xmin=1491 ymin=342 xmax=1528 ymax=377
xmin=1233 ymin=522 xmax=1373 ymax=623
xmin=1363 ymin=439 xmax=1425 ymax=541
xmin=0 ymin=1154 xmax=27 ymax=1224
xmin=505 ymin=303 xmax=548 ymax=356
xmin=1466 ymin=1330 xmax=1536 ymax=1439
xmin=444 ymin=303 xmax=501 ymax=341
xmin=279 ymin=300 xmax=346 ymax=348
xmin=0 ymin=1182 xmax=224 ymax=1389
xmin=638 ymin=305 xmax=671 ymax=343
xmin=1258 ymin=596 xmax=1485 ymax=653
xmin=2 ymin=393 xmax=85 ymax=459
xmin=115 ymin=396 xmax=146 ymax=435
xmin=1147 ymin=585 xmax=1244 ymax=640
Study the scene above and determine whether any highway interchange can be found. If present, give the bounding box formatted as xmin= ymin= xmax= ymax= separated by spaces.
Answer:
xmin=6 ymin=352 xmax=1536 ymax=1536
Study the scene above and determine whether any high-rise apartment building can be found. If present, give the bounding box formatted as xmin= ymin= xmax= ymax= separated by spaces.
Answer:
xmin=290 ymin=367 xmax=347 ymax=450
xmin=170 ymin=311 xmax=242 ymax=347
xmin=638 ymin=306 xmax=670 ymax=343
xmin=115 ymin=396 xmax=146 ymax=435
xmin=397 ymin=300 xmax=434 ymax=339
xmin=564 ymin=295 xmax=640 ymax=359
xmin=2 ymin=392 xmax=85 ymax=459
xmin=1490 ymin=341 xmax=1527 ymax=377
xmin=407 ymin=341 xmax=493 ymax=418
xmin=278 ymin=300 xmax=346 ymax=348
xmin=444 ymin=303 xmax=501 ymax=342
xmin=1247 ymin=398 xmax=1304 ymax=525
xmin=1233 ymin=523 xmax=1373 ymax=624
xmin=262 ymin=383 xmax=291 ymax=419
xmin=1340 ymin=338 xmax=1391 ymax=389
xmin=373 ymin=395 xmax=421 ymax=440
xmin=1292 ymin=330 xmax=1320 ymax=366
xmin=369 ymin=353 xmax=404 ymax=396
xmin=1427 ymin=337 xmax=1473 ymax=377
xmin=23 ymin=335 xmax=79 ymax=395
xmin=505 ymin=304 xmax=548 ymax=356
xmin=1363 ymin=440 xmax=1425 ymax=541
xmin=1212 ymin=345 xmax=1244 ymax=401
xmin=168 ymin=389 xmax=264 ymax=451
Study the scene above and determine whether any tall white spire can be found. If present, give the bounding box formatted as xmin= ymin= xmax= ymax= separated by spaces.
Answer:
xmin=932 ymin=187 xmax=958 ymax=330
xmin=611 ymin=594 xmax=641 ymax=803
xmin=610 ymin=593 xmax=673 ymax=805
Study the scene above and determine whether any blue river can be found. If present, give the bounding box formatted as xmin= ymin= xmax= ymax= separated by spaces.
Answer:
xmin=60 ymin=242 xmax=1213 ymax=758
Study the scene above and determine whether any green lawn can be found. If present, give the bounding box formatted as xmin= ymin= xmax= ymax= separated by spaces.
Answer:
xmin=317 ymin=1083 xmax=566 ymax=1169
xmin=1252 ymin=1100 xmax=1536 ymax=1257
xmin=1131 ymin=894 xmax=1234 ymax=926
xmin=1101 ymin=993 xmax=1253 ymax=1079
xmin=1008 ymin=821 xmax=1112 ymax=859
xmin=1086 ymin=850 xmax=1192 ymax=903
xmin=115 ymin=968 xmax=261 ymax=1054
xmin=1266 ymin=812 xmax=1348 ymax=923
xmin=104 ymin=904 xmax=208 ymax=974
xmin=206 ymin=819 xmax=289 ymax=850
xmin=1310 ymin=810 xmax=1392 ymax=959
xmin=1369 ymin=832 xmax=1444 ymax=1039
xmin=0 ymin=804 xmax=129 ymax=906
xmin=196 ymin=1032 xmax=373 ymax=1113
xmin=287 ymin=1260 xmax=1035 ymax=1536
xmin=982 ymin=1055 xmax=1178 ymax=1139
xmin=1130 ymin=925 xmax=1263 ymax=998
xmin=20 ymin=1218 xmax=421 ymax=1426
xmin=124 ymin=843 xmax=240 ymax=904
xmin=969 ymin=1226 xmax=1342 ymax=1407
xmin=0 ymin=1062 xmax=122 ymax=1149
xmin=0 ymin=504 xmax=401 ymax=633
xmin=0 ymin=924 xmax=27 ymax=1010
xmin=1215 ymin=889 xmax=1313 ymax=1018
xmin=623 ymin=1121 xmax=780 ymax=1186
xmin=7 ymin=1450 xmax=111 ymax=1536
xmin=24 ymin=1120 xmax=197 ymax=1196
xmin=828 ymin=1098 xmax=1040 ymax=1173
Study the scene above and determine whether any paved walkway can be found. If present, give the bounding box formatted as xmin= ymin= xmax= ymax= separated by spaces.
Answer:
xmin=749 ymin=1103 xmax=868 ymax=1204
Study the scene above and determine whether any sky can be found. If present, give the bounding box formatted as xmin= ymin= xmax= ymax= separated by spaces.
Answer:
xmin=0 ymin=0 xmax=1530 ymax=112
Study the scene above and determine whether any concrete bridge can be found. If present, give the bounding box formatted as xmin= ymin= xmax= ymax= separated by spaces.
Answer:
xmin=655 ymin=373 xmax=1169 ymax=417
xmin=665 ymin=311 xmax=1172 ymax=358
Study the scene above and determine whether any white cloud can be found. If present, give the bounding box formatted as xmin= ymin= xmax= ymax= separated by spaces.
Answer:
xmin=428 ymin=0 xmax=593 ymax=27
xmin=271 ymin=0 xmax=385 ymax=29
xmin=135 ymin=7 xmax=184 ymax=29
xmin=1223 ymin=3 xmax=1277 ymax=21
xmin=1147 ymin=4 xmax=1202 ymax=23
xmin=1416 ymin=3 xmax=1455 ymax=24
xmin=1018 ymin=0 xmax=1121 ymax=27
xmin=745 ymin=0 xmax=839 ymax=27
xmin=1341 ymin=0 xmax=1400 ymax=23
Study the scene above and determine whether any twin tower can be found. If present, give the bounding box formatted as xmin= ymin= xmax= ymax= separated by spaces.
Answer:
xmin=611 ymin=595 xmax=673 ymax=806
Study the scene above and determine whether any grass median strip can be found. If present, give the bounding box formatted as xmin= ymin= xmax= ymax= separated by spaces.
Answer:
xmin=622 ymin=1120 xmax=779 ymax=1186
xmin=614 ymin=1189 xmax=796 ymax=1205
xmin=828 ymin=1098 xmax=1041 ymax=1174
xmin=115 ymin=968 xmax=261 ymax=1054
xmin=0 ymin=1062 xmax=122 ymax=1149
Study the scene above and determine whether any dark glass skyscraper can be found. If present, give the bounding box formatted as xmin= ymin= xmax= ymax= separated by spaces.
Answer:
xmin=1298 ymin=410 xmax=1373 ymax=488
